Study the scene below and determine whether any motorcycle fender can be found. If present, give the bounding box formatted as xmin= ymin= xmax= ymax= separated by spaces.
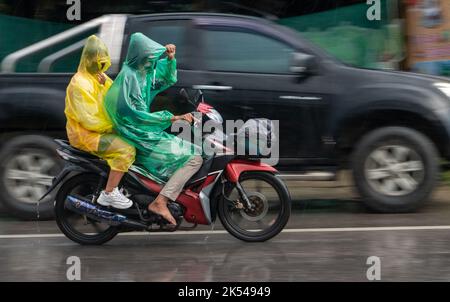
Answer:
xmin=225 ymin=160 xmax=277 ymax=183
xmin=39 ymin=164 xmax=90 ymax=201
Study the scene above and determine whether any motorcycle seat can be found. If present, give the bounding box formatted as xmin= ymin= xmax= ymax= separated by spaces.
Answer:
xmin=55 ymin=139 xmax=103 ymax=161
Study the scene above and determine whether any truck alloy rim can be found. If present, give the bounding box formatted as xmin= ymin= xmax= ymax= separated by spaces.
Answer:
xmin=364 ymin=145 xmax=424 ymax=197
xmin=3 ymin=151 xmax=58 ymax=204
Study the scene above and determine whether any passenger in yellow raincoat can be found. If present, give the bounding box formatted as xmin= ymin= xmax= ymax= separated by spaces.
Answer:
xmin=65 ymin=35 xmax=135 ymax=209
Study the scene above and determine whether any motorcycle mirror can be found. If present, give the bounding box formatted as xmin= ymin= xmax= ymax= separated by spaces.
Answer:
xmin=196 ymin=89 xmax=204 ymax=103
xmin=179 ymin=88 xmax=191 ymax=102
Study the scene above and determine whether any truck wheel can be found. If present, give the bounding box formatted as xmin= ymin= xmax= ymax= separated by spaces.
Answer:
xmin=0 ymin=135 xmax=63 ymax=220
xmin=352 ymin=126 xmax=438 ymax=213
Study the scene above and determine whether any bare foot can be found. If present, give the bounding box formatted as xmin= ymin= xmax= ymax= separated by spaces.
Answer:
xmin=148 ymin=201 xmax=177 ymax=225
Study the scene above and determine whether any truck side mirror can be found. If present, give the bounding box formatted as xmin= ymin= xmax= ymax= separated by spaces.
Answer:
xmin=290 ymin=52 xmax=317 ymax=75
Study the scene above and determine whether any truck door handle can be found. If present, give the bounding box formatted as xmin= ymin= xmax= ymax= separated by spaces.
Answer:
xmin=192 ymin=85 xmax=233 ymax=91
xmin=279 ymin=95 xmax=322 ymax=101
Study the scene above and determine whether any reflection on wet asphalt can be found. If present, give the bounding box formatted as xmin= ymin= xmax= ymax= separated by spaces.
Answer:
xmin=1 ymin=183 xmax=450 ymax=281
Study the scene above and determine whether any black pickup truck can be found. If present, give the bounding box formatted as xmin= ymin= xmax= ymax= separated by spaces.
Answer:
xmin=1 ymin=13 xmax=450 ymax=219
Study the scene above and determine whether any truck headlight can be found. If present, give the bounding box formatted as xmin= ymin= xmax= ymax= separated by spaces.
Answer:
xmin=434 ymin=82 xmax=450 ymax=98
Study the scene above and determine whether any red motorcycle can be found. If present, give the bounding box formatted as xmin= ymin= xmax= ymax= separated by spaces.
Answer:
xmin=42 ymin=89 xmax=291 ymax=244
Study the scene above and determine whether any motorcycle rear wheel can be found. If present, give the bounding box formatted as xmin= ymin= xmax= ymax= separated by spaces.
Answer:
xmin=55 ymin=173 xmax=119 ymax=245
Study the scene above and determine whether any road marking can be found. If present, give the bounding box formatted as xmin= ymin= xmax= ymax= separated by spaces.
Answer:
xmin=2 ymin=225 xmax=450 ymax=239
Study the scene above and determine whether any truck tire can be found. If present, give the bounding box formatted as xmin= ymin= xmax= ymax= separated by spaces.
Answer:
xmin=352 ymin=126 xmax=439 ymax=213
xmin=0 ymin=135 xmax=63 ymax=220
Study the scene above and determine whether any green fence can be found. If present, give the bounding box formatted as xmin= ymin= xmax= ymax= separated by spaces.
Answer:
xmin=1 ymin=2 xmax=405 ymax=72
xmin=0 ymin=14 xmax=78 ymax=72
xmin=278 ymin=0 xmax=404 ymax=69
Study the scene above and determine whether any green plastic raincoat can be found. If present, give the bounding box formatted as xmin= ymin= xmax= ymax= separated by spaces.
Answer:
xmin=104 ymin=33 xmax=196 ymax=183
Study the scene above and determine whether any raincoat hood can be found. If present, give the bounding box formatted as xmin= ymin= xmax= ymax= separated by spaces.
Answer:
xmin=125 ymin=33 xmax=167 ymax=70
xmin=78 ymin=35 xmax=111 ymax=74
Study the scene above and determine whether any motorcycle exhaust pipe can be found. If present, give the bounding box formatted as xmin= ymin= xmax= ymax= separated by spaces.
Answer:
xmin=65 ymin=195 xmax=147 ymax=230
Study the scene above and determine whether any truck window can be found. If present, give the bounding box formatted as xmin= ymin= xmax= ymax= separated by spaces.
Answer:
xmin=201 ymin=29 xmax=295 ymax=74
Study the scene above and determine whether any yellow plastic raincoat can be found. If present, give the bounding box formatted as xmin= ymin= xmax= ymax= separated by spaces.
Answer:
xmin=65 ymin=35 xmax=135 ymax=172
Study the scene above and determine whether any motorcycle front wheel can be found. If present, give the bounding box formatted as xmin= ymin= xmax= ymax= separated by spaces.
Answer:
xmin=55 ymin=173 xmax=119 ymax=245
xmin=218 ymin=172 xmax=291 ymax=242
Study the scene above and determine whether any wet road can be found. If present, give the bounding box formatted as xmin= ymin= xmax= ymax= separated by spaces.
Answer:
xmin=2 ymin=179 xmax=450 ymax=281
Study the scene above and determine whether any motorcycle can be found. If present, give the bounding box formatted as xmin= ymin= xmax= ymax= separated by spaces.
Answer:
xmin=41 ymin=89 xmax=291 ymax=245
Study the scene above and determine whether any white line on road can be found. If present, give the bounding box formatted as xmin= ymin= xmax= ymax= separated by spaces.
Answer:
xmin=2 ymin=225 xmax=450 ymax=239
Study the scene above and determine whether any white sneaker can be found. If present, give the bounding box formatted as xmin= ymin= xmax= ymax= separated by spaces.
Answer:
xmin=97 ymin=188 xmax=133 ymax=209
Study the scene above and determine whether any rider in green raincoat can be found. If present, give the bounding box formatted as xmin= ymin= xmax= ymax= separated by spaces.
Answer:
xmin=104 ymin=32 xmax=202 ymax=225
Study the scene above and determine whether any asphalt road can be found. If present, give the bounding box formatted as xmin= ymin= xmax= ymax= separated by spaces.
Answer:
xmin=2 ymin=179 xmax=450 ymax=281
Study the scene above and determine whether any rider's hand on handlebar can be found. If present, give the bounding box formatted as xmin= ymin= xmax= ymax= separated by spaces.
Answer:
xmin=171 ymin=113 xmax=194 ymax=124
xmin=181 ymin=113 xmax=193 ymax=123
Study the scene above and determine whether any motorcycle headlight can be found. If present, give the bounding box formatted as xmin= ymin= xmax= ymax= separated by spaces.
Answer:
xmin=434 ymin=82 xmax=450 ymax=98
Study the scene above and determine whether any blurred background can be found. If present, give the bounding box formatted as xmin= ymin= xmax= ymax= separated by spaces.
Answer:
xmin=0 ymin=0 xmax=411 ymax=72
xmin=0 ymin=0 xmax=449 ymax=219
xmin=1 ymin=0 xmax=449 ymax=74
xmin=0 ymin=0 xmax=450 ymax=217
xmin=1 ymin=0 xmax=450 ymax=282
